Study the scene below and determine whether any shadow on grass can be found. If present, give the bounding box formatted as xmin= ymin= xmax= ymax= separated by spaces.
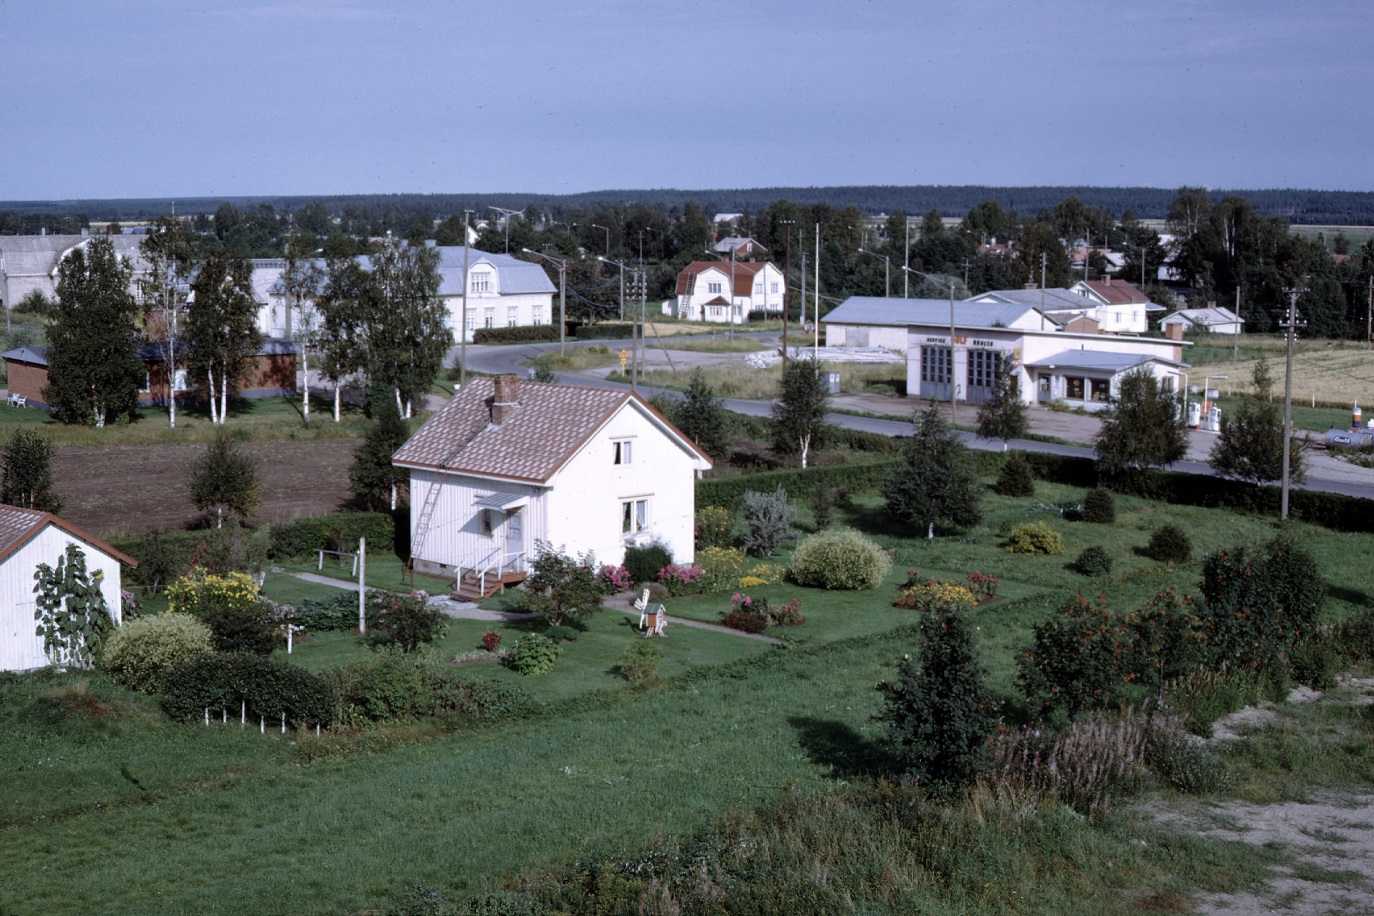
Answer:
xmin=788 ymin=715 xmax=893 ymax=780
xmin=1328 ymin=583 xmax=1371 ymax=607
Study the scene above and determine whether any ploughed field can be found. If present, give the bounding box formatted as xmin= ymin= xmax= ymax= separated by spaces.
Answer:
xmin=52 ymin=437 xmax=360 ymax=535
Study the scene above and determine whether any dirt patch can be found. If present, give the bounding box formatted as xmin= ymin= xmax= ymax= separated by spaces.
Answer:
xmin=52 ymin=437 xmax=361 ymax=536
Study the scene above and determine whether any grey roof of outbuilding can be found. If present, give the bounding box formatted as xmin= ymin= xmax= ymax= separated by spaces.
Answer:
xmin=1022 ymin=349 xmax=1185 ymax=371
xmin=971 ymin=288 xmax=1100 ymax=311
xmin=433 ymin=247 xmax=555 ymax=296
xmin=7 ymin=338 xmax=298 ymax=368
xmin=822 ymin=296 xmax=1042 ymax=329
xmin=0 ymin=234 xmax=147 ymax=276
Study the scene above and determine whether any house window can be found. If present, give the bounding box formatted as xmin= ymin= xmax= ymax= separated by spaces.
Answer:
xmin=507 ymin=306 xmax=518 ymax=327
xmin=1090 ymin=379 xmax=1110 ymax=402
xmin=707 ymin=282 xmax=722 ymax=295
xmin=140 ymin=371 xmax=151 ymax=393
xmin=754 ymin=282 xmax=763 ymax=294
xmin=471 ymin=272 xmax=492 ymax=294
xmin=465 ymin=313 xmax=476 ymax=333
xmin=622 ymin=498 xmax=649 ymax=534
xmin=172 ymin=369 xmax=190 ymax=392
xmin=770 ymin=282 xmax=779 ymax=294
xmin=477 ymin=508 xmax=495 ymax=537
xmin=1066 ymin=376 xmax=1086 ymax=400
xmin=484 ymin=308 xmax=494 ymax=328
xmin=613 ymin=439 xmax=633 ymax=465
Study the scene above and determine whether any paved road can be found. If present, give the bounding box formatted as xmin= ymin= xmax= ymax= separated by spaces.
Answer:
xmin=452 ymin=333 xmax=1374 ymax=502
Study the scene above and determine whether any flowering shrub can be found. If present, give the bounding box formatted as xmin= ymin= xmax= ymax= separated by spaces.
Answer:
xmin=724 ymin=593 xmax=770 ymax=633
xmin=694 ymin=505 xmax=734 ymax=550
xmin=730 ymin=593 xmax=769 ymax=617
xmin=657 ymin=563 xmax=704 ymax=596
xmin=1016 ymin=594 xmax=1133 ymax=715
xmin=166 ymin=572 xmax=275 ymax=654
xmin=743 ymin=562 xmax=786 ymax=586
xmin=696 ymin=546 xmax=748 ymax=594
xmin=481 ymin=631 xmax=502 ymax=652
xmin=260 ymin=598 xmax=297 ymax=625
xmin=739 ymin=576 xmax=767 ymax=588
xmin=965 ymin=571 xmax=1000 ymax=599
xmin=895 ymin=570 xmax=976 ymax=613
xmin=767 ymin=598 xmax=804 ymax=627
xmin=789 ymin=528 xmax=890 ymax=590
xmin=598 ymin=564 xmax=633 ymax=592
xmin=368 ymin=590 xmax=446 ymax=653
xmin=166 ymin=572 xmax=261 ymax=616
xmin=100 ymin=613 xmax=214 ymax=693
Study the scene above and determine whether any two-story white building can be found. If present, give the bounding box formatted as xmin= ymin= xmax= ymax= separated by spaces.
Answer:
xmin=393 ymin=375 xmax=712 ymax=596
xmin=248 ymin=246 xmax=557 ymax=342
xmin=674 ymin=260 xmax=786 ymax=323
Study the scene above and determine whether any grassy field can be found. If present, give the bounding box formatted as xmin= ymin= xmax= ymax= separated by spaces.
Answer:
xmin=3 ymin=473 xmax=1373 ymax=913
xmin=637 ymin=361 xmax=905 ymax=398
xmin=1186 ymin=334 xmax=1374 ymax=413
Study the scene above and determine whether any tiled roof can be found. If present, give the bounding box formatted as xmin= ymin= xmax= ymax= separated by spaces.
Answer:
xmin=392 ymin=377 xmax=709 ymax=483
xmin=0 ymin=504 xmax=137 ymax=567
xmin=1081 ymin=279 xmax=1149 ymax=305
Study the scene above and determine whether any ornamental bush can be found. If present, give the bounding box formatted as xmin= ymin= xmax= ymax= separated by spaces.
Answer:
xmin=100 ymin=613 xmax=214 ymax=693
xmin=741 ymin=486 xmax=796 ymax=556
xmin=1083 ymin=486 xmax=1117 ymax=523
xmin=624 ymin=542 xmax=673 ymax=585
xmin=1074 ymin=545 xmax=1113 ymax=577
xmin=1017 ymin=594 xmax=1133 ymax=715
xmin=789 ymin=528 xmax=891 ymax=590
xmin=616 ymin=643 xmax=662 ymax=683
xmin=694 ymin=506 xmax=734 ymax=550
xmin=504 ymin=636 xmax=560 ymax=676
xmin=656 ymin=565 xmax=703 ymax=597
xmin=1004 ymin=521 xmax=1065 ymax=555
xmin=368 ymin=590 xmax=446 ymax=653
xmin=166 ymin=573 xmax=278 ymax=655
xmin=696 ymin=546 xmax=748 ymax=593
xmin=996 ymin=450 xmax=1036 ymax=497
xmin=722 ymin=609 xmax=768 ymax=634
xmin=1145 ymin=523 xmax=1191 ymax=564
xmin=894 ymin=576 xmax=977 ymax=614
xmin=598 ymin=564 xmax=633 ymax=592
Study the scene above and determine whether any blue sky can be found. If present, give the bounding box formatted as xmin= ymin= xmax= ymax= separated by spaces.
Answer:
xmin=3 ymin=0 xmax=1370 ymax=200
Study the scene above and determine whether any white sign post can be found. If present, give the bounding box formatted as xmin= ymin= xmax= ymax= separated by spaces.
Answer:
xmin=357 ymin=536 xmax=367 ymax=634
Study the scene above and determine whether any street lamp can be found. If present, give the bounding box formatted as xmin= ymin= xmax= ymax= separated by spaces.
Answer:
xmin=490 ymin=207 xmax=521 ymax=254
xmin=857 ymin=248 xmax=890 ymax=298
xmin=522 ymin=248 xmax=567 ymax=357
xmin=599 ymin=256 xmax=636 ymax=387
xmin=637 ymin=226 xmax=663 ymax=264
xmin=902 ymin=266 xmax=960 ymax=424
xmin=591 ymin=224 xmax=611 ymax=256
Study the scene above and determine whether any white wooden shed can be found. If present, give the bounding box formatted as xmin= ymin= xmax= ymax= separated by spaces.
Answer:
xmin=0 ymin=505 xmax=136 ymax=672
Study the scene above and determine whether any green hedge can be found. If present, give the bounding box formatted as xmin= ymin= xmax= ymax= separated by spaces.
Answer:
xmin=697 ymin=459 xmax=903 ymax=508
xmin=731 ymin=414 xmax=902 ymax=455
xmin=573 ymin=322 xmax=636 ymax=340
xmin=267 ymin=512 xmax=396 ymax=558
xmin=472 ymin=325 xmax=560 ymax=345
xmin=161 ymin=652 xmax=336 ymax=728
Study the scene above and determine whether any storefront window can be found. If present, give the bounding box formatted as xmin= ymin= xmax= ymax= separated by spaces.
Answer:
xmin=1090 ymin=379 xmax=1110 ymax=401
xmin=1066 ymin=376 xmax=1085 ymax=400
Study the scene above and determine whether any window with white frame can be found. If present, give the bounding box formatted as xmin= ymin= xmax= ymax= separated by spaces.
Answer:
xmin=770 ymin=282 xmax=779 ymax=294
xmin=484 ymin=308 xmax=494 ymax=328
xmin=465 ymin=313 xmax=476 ymax=332
xmin=477 ymin=508 xmax=494 ymax=537
xmin=471 ymin=272 xmax=492 ymax=294
xmin=621 ymin=497 xmax=649 ymax=534
xmin=754 ymin=282 xmax=763 ymax=294
xmin=613 ymin=439 xmax=633 ymax=465
xmin=140 ymin=371 xmax=151 ymax=393
xmin=707 ymin=282 xmax=722 ymax=295
xmin=507 ymin=306 xmax=518 ymax=327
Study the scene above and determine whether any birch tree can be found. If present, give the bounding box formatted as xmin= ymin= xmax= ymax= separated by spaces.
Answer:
xmin=186 ymin=254 xmax=262 ymax=424
xmin=137 ymin=216 xmax=196 ymax=429
xmin=316 ymin=254 xmax=372 ymax=422
xmin=281 ymin=233 xmax=323 ymax=422
xmin=368 ymin=237 xmax=448 ymax=418
xmin=771 ymin=356 xmax=830 ymax=469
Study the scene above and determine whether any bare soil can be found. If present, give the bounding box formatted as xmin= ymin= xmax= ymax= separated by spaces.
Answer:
xmin=52 ymin=437 xmax=361 ymax=536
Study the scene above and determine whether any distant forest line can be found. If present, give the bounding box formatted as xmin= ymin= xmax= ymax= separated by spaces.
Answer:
xmin=6 ymin=185 xmax=1374 ymax=226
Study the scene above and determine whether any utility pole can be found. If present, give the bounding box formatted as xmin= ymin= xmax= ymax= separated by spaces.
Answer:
xmin=814 ymin=223 xmax=820 ymax=355
xmin=1233 ymin=286 xmax=1240 ymax=361
xmin=781 ymin=219 xmax=794 ymax=369
xmin=1280 ymin=285 xmax=1307 ymax=520
xmin=460 ymin=210 xmax=472 ymax=385
xmin=1367 ymin=276 xmax=1372 ymax=350
xmin=903 ymin=217 xmax=910 ymax=298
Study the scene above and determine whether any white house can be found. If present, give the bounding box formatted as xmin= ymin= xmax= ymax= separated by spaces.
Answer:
xmin=0 ymin=232 xmax=147 ymax=314
xmin=674 ymin=260 xmax=786 ymax=323
xmin=822 ymin=296 xmax=1189 ymax=412
xmin=248 ymin=246 xmax=556 ymax=342
xmin=1159 ymin=306 xmax=1244 ymax=336
xmin=1065 ymin=278 xmax=1167 ymax=333
xmin=393 ymin=375 xmax=712 ymax=596
xmin=0 ymin=505 xmax=135 ymax=672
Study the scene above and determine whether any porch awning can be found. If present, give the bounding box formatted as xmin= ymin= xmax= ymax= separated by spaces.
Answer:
xmin=474 ymin=491 xmax=527 ymax=510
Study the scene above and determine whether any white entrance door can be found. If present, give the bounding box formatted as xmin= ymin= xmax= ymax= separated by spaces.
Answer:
xmin=504 ymin=509 xmax=524 ymax=572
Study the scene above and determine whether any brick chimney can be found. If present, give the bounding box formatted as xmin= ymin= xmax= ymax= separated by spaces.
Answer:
xmin=1165 ymin=322 xmax=1183 ymax=341
xmin=490 ymin=374 xmax=519 ymax=424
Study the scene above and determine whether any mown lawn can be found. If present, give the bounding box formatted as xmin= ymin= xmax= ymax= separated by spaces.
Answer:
xmin=1 ymin=472 xmax=1368 ymax=914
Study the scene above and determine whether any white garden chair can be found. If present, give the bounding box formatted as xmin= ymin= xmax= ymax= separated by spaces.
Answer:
xmin=634 ymin=587 xmax=651 ymax=628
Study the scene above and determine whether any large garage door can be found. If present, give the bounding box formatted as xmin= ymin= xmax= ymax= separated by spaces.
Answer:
xmin=919 ymin=346 xmax=951 ymax=400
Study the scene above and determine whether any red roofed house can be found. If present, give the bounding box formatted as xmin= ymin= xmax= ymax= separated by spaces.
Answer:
xmin=674 ymin=259 xmax=786 ymax=323
xmin=0 ymin=505 xmax=136 ymax=671
xmin=1066 ymin=278 xmax=1166 ymax=333
xmin=393 ymin=375 xmax=712 ymax=598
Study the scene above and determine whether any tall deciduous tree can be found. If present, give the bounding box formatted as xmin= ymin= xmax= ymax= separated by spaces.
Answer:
xmin=1209 ymin=359 xmax=1306 ymax=485
xmin=1094 ymin=368 xmax=1187 ymax=474
xmin=186 ymin=254 xmax=263 ymax=424
xmin=350 ymin=391 xmax=410 ymax=511
xmin=771 ymin=357 xmax=830 ymax=469
xmin=316 ymin=253 xmax=371 ymax=422
xmin=138 ymin=216 xmax=197 ymax=429
xmin=671 ymin=367 xmax=732 ymax=460
xmin=190 ymin=429 xmax=261 ymax=528
xmin=46 ymin=237 xmax=144 ymax=427
xmin=2 ymin=428 xmax=60 ymax=512
xmin=884 ymin=404 xmax=982 ymax=538
xmin=368 ymin=237 xmax=448 ymax=418
xmin=975 ymin=362 xmax=1028 ymax=450
xmin=34 ymin=543 xmax=113 ymax=669
xmin=281 ymin=232 xmax=324 ymax=423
